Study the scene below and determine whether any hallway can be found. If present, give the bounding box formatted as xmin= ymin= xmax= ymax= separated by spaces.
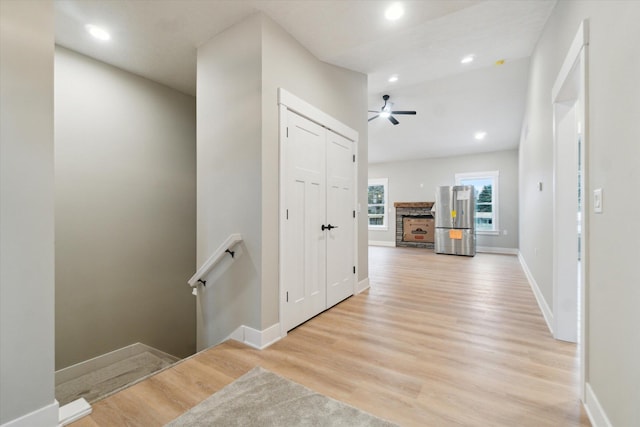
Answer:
xmin=73 ymin=247 xmax=589 ymax=426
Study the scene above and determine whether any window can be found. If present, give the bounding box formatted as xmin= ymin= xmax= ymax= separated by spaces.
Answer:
xmin=368 ymin=178 xmax=388 ymax=230
xmin=455 ymin=171 xmax=499 ymax=234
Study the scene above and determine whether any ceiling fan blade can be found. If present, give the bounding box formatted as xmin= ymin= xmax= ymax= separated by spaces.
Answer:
xmin=391 ymin=111 xmax=417 ymax=115
xmin=368 ymin=115 xmax=380 ymax=122
xmin=388 ymin=115 xmax=399 ymax=125
xmin=368 ymin=110 xmax=381 ymax=113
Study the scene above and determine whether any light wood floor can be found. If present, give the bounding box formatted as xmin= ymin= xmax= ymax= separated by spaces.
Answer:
xmin=72 ymin=247 xmax=590 ymax=426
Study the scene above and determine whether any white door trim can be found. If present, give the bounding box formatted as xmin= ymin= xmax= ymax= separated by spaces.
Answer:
xmin=278 ymin=89 xmax=359 ymax=339
xmin=278 ymin=89 xmax=358 ymax=142
xmin=551 ymin=19 xmax=589 ymax=402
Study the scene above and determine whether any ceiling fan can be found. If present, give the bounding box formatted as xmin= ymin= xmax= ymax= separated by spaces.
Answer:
xmin=368 ymin=94 xmax=416 ymax=125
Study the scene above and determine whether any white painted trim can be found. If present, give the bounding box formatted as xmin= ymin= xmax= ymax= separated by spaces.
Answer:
xmin=188 ymin=233 xmax=243 ymax=287
xmin=552 ymin=20 xmax=589 ymax=101
xmin=278 ymin=103 xmax=288 ymax=339
xmin=55 ymin=342 xmax=178 ymax=385
xmin=278 ymin=88 xmax=357 ymax=142
xmin=228 ymin=324 xmax=282 ymax=350
xmin=356 ymin=277 xmax=370 ymax=294
xmin=278 ymin=89 xmax=359 ymax=338
xmin=58 ymin=398 xmax=91 ymax=426
xmin=476 ymin=246 xmax=518 ymax=255
xmin=584 ymin=383 xmax=612 ymax=427
xmin=368 ymin=177 xmax=389 ymax=230
xmin=552 ymin=19 xmax=589 ymax=401
xmin=368 ymin=240 xmax=395 ymax=247
xmin=353 ymin=126 xmax=360 ymax=304
xmin=0 ymin=401 xmax=58 ymax=427
xmin=455 ymin=170 xmax=500 ymax=234
xmin=518 ymin=252 xmax=554 ymax=335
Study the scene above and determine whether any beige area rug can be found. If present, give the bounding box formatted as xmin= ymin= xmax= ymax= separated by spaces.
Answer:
xmin=165 ymin=367 xmax=398 ymax=426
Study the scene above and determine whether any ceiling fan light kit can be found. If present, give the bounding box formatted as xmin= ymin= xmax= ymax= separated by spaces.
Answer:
xmin=368 ymin=94 xmax=416 ymax=125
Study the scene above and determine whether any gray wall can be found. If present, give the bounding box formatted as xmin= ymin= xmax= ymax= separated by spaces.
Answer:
xmin=0 ymin=0 xmax=57 ymax=424
xmin=55 ymin=47 xmax=196 ymax=369
xmin=369 ymin=150 xmax=519 ymax=250
xmin=519 ymin=1 xmax=640 ymax=425
xmin=196 ymin=14 xmax=263 ymax=349
xmin=197 ymin=13 xmax=367 ymax=347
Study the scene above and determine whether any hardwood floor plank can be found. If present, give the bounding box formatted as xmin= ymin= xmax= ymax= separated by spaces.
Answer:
xmin=71 ymin=247 xmax=590 ymax=426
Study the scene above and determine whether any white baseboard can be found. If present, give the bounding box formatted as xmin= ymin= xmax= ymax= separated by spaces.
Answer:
xmin=368 ymin=240 xmax=395 ymax=247
xmin=0 ymin=401 xmax=58 ymax=427
xmin=58 ymin=398 xmax=91 ymax=426
xmin=356 ymin=277 xmax=370 ymax=294
xmin=584 ymin=383 xmax=613 ymax=427
xmin=518 ymin=251 xmax=554 ymax=335
xmin=55 ymin=342 xmax=178 ymax=385
xmin=228 ymin=323 xmax=282 ymax=350
xmin=477 ymin=246 xmax=518 ymax=255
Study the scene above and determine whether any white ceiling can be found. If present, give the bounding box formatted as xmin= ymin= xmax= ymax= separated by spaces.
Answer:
xmin=54 ymin=0 xmax=557 ymax=163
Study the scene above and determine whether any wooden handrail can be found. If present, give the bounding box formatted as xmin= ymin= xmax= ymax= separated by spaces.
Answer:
xmin=188 ymin=234 xmax=242 ymax=288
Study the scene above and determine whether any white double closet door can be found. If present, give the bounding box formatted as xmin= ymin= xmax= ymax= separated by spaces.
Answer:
xmin=282 ymin=110 xmax=355 ymax=332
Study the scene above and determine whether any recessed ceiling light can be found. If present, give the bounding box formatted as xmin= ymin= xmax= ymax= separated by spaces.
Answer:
xmin=385 ymin=3 xmax=404 ymax=21
xmin=461 ymin=55 xmax=474 ymax=64
xmin=85 ymin=24 xmax=111 ymax=41
xmin=474 ymin=131 xmax=487 ymax=140
xmin=388 ymin=75 xmax=398 ymax=83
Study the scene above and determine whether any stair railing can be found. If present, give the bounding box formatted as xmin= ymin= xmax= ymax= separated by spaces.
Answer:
xmin=188 ymin=233 xmax=242 ymax=295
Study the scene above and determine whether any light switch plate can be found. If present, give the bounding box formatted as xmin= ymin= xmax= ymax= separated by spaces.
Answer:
xmin=594 ymin=188 xmax=603 ymax=213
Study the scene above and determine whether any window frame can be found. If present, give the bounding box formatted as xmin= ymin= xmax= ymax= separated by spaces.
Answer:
xmin=455 ymin=170 xmax=500 ymax=235
xmin=367 ymin=178 xmax=389 ymax=231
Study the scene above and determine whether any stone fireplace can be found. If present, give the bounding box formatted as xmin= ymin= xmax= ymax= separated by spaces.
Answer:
xmin=394 ymin=202 xmax=435 ymax=249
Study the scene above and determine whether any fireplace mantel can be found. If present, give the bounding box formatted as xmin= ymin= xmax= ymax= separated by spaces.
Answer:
xmin=394 ymin=202 xmax=434 ymax=209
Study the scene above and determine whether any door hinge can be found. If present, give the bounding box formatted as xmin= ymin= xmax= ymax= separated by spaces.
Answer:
xmin=353 ymin=210 xmax=356 ymax=218
xmin=286 ymin=209 xmax=289 ymax=219
xmin=352 ymin=154 xmax=356 ymax=162
xmin=286 ymin=291 xmax=289 ymax=302
xmin=353 ymin=266 xmax=356 ymax=274
xmin=286 ymin=127 xmax=289 ymax=138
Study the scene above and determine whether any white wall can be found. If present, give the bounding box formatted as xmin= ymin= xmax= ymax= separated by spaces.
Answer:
xmin=196 ymin=13 xmax=367 ymax=347
xmin=520 ymin=1 xmax=640 ymax=425
xmin=369 ymin=150 xmax=519 ymax=250
xmin=54 ymin=47 xmax=197 ymax=369
xmin=0 ymin=0 xmax=57 ymax=425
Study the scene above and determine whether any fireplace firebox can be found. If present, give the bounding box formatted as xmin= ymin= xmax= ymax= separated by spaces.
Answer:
xmin=394 ymin=202 xmax=435 ymax=249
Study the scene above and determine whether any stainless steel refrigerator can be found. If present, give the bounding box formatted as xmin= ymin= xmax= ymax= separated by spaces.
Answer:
xmin=433 ymin=185 xmax=476 ymax=256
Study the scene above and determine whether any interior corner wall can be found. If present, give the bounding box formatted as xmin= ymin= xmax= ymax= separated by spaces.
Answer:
xmin=196 ymin=14 xmax=263 ymax=349
xmin=368 ymin=149 xmax=519 ymax=249
xmin=54 ymin=47 xmax=197 ymax=368
xmin=260 ymin=14 xmax=368 ymax=329
xmin=196 ymin=13 xmax=368 ymax=343
xmin=519 ymin=1 xmax=640 ymax=425
xmin=0 ymin=0 xmax=57 ymax=424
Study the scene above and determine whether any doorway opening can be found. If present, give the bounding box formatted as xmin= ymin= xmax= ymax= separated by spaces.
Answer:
xmin=552 ymin=20 xmax=588 ymax=401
